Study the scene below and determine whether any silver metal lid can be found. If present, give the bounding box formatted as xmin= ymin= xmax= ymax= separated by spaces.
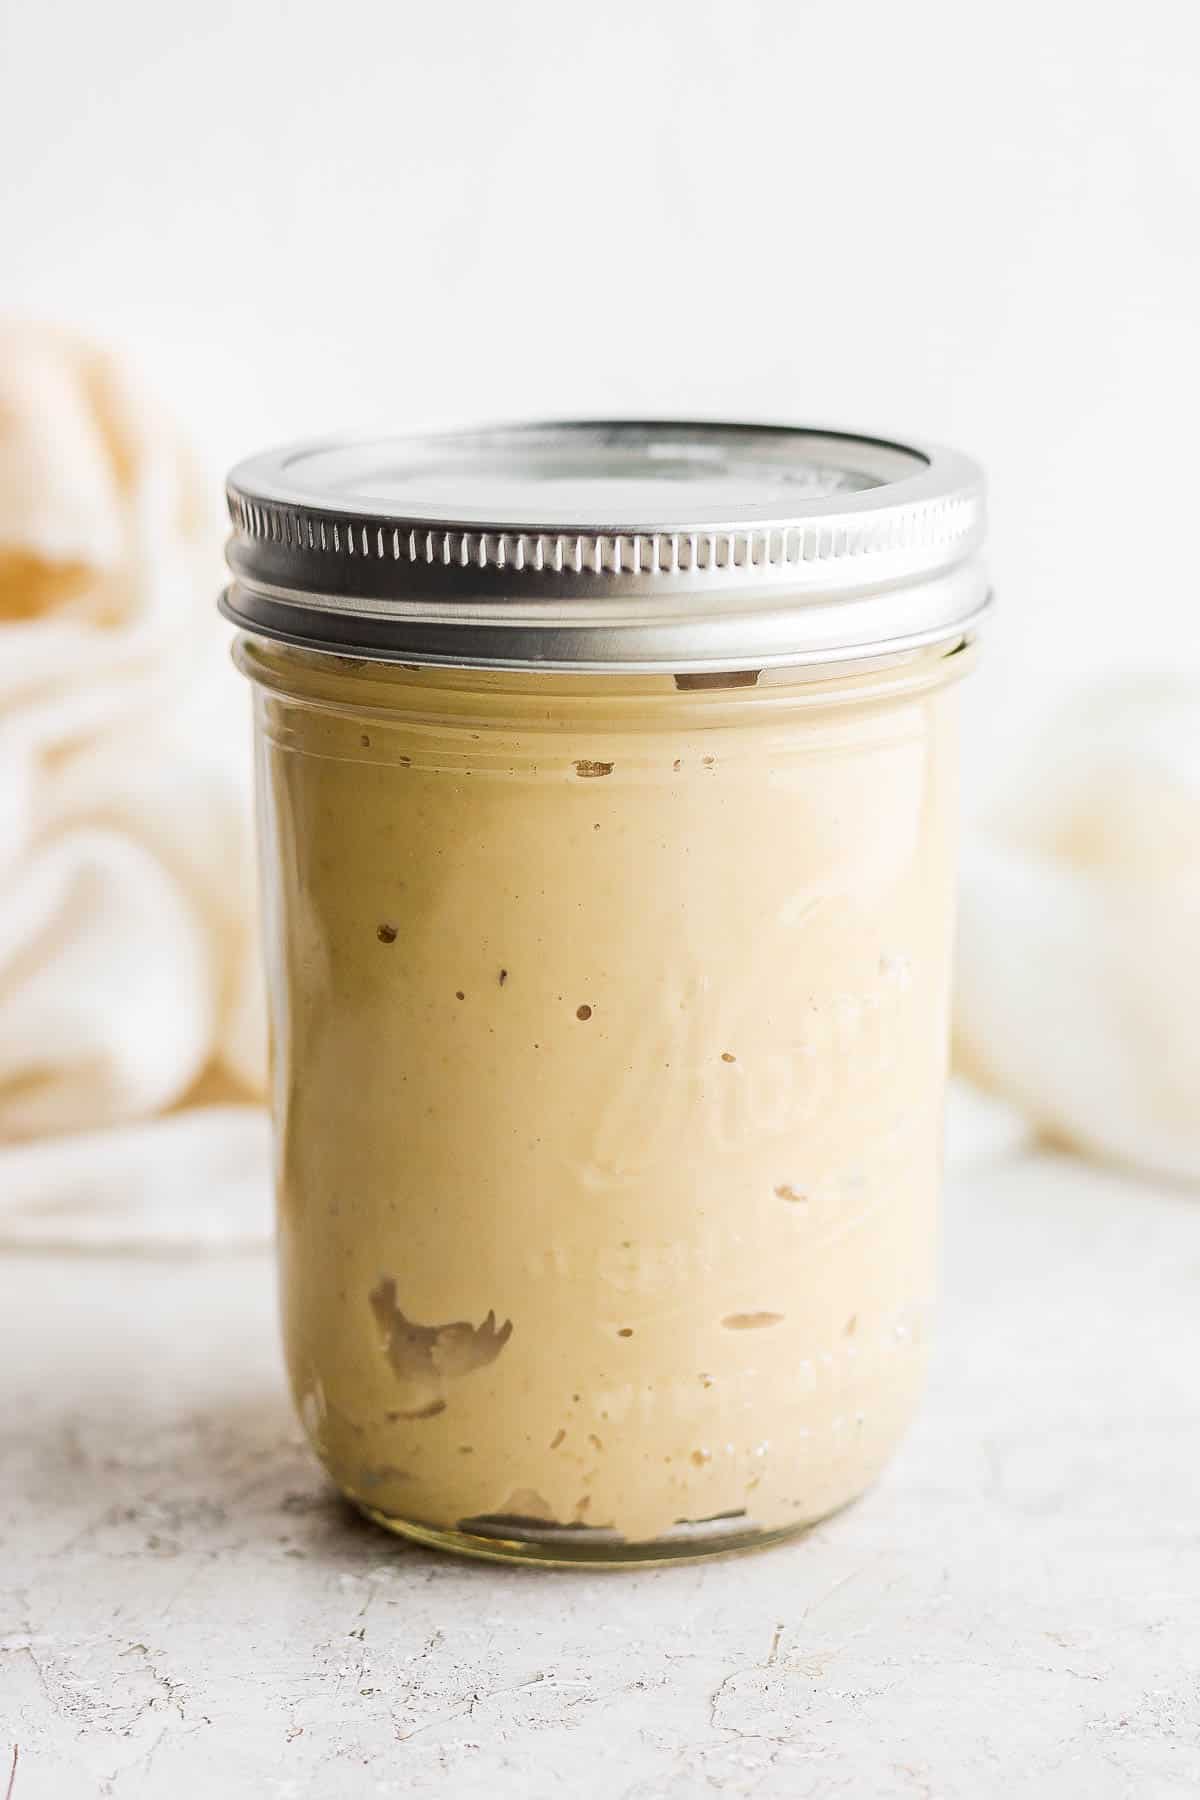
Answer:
xmin=222 ymin=420 xmax=988 ymax=672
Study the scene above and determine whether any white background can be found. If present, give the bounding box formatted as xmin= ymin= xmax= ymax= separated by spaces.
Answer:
xmin=3 ymin=0 xmax=1198 ymax=797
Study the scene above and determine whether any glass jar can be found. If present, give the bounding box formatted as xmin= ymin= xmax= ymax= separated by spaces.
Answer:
xmin=223 ymin=422 xmax=988 ymax=1566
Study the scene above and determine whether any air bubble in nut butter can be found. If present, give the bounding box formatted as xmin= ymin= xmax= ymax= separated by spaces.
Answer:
xmin=222 ymin=420 xmax=989 ymax=1566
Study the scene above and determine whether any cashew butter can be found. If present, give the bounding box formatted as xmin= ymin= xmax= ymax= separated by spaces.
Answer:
xmin=223 ymin=421 xmax=988 ymax=1565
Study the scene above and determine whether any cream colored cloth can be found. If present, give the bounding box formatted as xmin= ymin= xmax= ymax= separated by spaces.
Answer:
xmin=0 ymin=325 xmax=267 ymax=1239
xmin=0 ymin=1105 xmax=271 ymax=1247
xmin=955 ymin=679 xmax=1200 ymax=1185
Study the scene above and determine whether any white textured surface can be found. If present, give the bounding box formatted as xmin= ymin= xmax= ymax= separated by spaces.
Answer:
xmin=2 ymin=1151 xmax=1197 ymax=1799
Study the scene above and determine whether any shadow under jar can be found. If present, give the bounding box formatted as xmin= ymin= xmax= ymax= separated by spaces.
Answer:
xmin=223 ymin=420 xmax=989 ymax=1567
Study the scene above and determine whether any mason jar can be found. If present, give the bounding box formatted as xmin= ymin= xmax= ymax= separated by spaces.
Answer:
xmin=222 ymin=421 xmax=988 ymax=1566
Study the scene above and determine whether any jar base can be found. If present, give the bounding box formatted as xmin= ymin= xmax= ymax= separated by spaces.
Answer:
xmin=351 ymin=1497 xmax=859 ymax=1569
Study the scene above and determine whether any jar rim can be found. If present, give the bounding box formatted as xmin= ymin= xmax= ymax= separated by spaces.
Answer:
xmin=223 ymin=419 xmax=989 ymax=672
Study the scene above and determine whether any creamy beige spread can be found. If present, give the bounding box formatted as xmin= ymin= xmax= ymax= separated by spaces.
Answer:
xmin=242 ymin=641 xmax=963 ymax=1547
